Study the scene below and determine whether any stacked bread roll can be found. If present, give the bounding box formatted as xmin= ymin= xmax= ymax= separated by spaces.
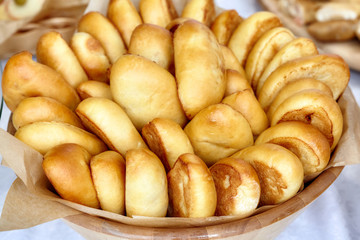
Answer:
xmin=1 ymin=0 xmax=350 ymax=218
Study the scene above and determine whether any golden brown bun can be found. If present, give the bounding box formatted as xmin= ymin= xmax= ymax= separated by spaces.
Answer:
xmin=224 ymin=69 xmax=252 ymax=97
xmin=245 ymin=27 xmax=295 ymax=91
xmin=256 ymin=37 xmax=318 ymax=96
xmin=142 ymin=118 xmax=194 ymax=172
xmin=76 ymin=81 xmax=112 ymax=100
xmin=75 ymin=97 xmax=148 ymax=156
xmin=174 ymin=20 xmax=226 ymax=119
xmin=209 ymin=157 xmax=260 ymax=216
xmin=307 ymin=20 xmax=356 ymax=42
xmin=167 ymin=153 xmax=217 ymax=217
xmin=42 ymin=143 xmax=100 ymax=208
xmin=165 ymin=17 xmax=192 ymax=32
xmin=110 ymin=54 xmax=187 ymax=130
xmin=70 ymin=32 xmax=111 ymax=83
xmin=228 ymin=11 xmax=282 ymax=67
xmin=90 ymin=151 xmax=125 ymax=214
xmin=220 ymin=45 xmax=247 ymax=78
xmin=128 ymin=23 xmax=174 ymax=70
xmin=184 ymin=104 xmax=253 ymax=166
xmin=12 ymin=97 xmax=84 ymax=131
xmin=36 ymin=31 xmax=88 ymax=88
xmin=15 ymin=121 xmax=107 ymax=155
xmin=270 ymin=89 xmax=343 ymax=151
xmin=1 ymin=51 xmax=80 ymax=112
xmin=125 ymin=148 xmax=168 ymax=217
xmin=77 ymin=11 xmax=126 ymax=64
xmin=211 ymin=10 xmax=243 ymax=45
xmin=181 ymin=0 xmax=216 ymax=26
xmin=139 ymin=0 xmax=178 ymax=28
xmin=222 ymin=89 xmax=269 ymax=136
xmin=267 ymin=78 xmax=333 ymax=120
xmin=258 ymin=54 xmax=350 ymax=111
xmin=107 ymin=0 xmax=143 ymax=47
xmin=255 ymin=121 xmax=331 ymax=182
xmin=231 ymin=143 xmax=304 ymax=205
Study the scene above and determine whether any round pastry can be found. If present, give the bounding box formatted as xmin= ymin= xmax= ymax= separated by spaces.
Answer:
xmin=75 ymin=97 xmax=148 ymax=156
xmin=270 ymin=89 xmax=343 ymax=150
xmin=220 ymin=45 xmax=247 ymax=78
xmin=167 ymin=153 xmax=217 ymax=217
xmin=224 ymin=69 xmax=252 ymax=97
xmin=141 ymin=118 xmax=194 ymax=172
xmin=42 ymin=143 xmax=100 ymax=208
xmin=184 ymin=103 xmax=253 ymax=166
xmin=139 ymin=0 xmax=178 ymax=28
xmin=76 ymin=81 xmax=112 ymax=100
xmin=125 ymin=148 xmax=168 ymax=217
xmin=77 ymin=11 xmax=126 ymax=64
xmin=2 ymin=51 xmax=80 ymax=111
xmin=255 ymin=121 xmax=331 ymax=182
xmin=181 ymin=0 xmax=215 ymax=26
xmin=15 ymin=121 xmax=107 ymax=155
xmin=90 ymin=151 xmax=126 ymax=214
xmin=36 ymin=31 xmax=88 ymax=88
xmin=12 ymin=97 xmax=84 ymax=130
xmin=209 ymin=157 xmax=260 ymax=217
xmin=231 ymin=143 xmax=304 ymax=205
xmin=70 ymin=32 xmax=111 ymax=83
xmin=211 ymin=9 xmax=243 ymax=45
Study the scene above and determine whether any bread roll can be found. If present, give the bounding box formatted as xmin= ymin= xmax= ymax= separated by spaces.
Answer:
xmin=36 ymin=31 xmax=88 ymax=88
xmin=2 ymin=51 xmax=80 ymax=111
xmin=209 ymin=157 xmax=260 ymax=216
xmin=76 ymin=81 xmax=112 ymax=100
xmin=222 ymin=89 xmax=269 ymax=136
xmin=90 ymin=151 xmax=125 ymax=214
xmin=142 ymin=118 xmax=194 ymax=172
xmin=139 ymin=0 xmax=178 ymax=28
xmin=70 ymin=32 xmax=111 ymax=83
xmin=167 ymin=153 xmax=217 ymax=217
xmin=128 ymin=24 xmax=174 ymax=70
xmin=75 ymin=97 xmax=148 ymax=156
xmin=110 ymin=54 xmax=187 ymax=130
xmin=211 ymin=10 xmax=243 ymax=45
xmin=231 ymin=143 xmax=304 ymax=205
xmin=77 ymin=11 xmax=126 ymax=64
xmin=184 ymin=104 xmax=253 ymax=166
xmin=125 ymin=148 xmax=168 ymax=217
xmin=15 ymin=121 xmax=107 ymax=155
xmin=12 ymin=97 xmax=84 ymax=130
xmin=42 ymin=143 xmax=100 ymax=208
xmin=270 ymin=89 xmax=343 ymax=151
xmin=224 ymin=69 xmax=252 ymax=97
xmin=174 ymin=20 xmax=225 ymax=119
xmin=165 ymin=17 xmax=192 ymax=32
xmin=220 ymin=45 xmax=247 ymax=78
xmin=181 ymin=0 xmax=216 ymax=26
xmin=255 ymin=121 xmax=331 ymax=182
xmin=228 ymin=11 xmax=282 ymax=67
xmin=307 ymin=20 xmax=356 ymax=42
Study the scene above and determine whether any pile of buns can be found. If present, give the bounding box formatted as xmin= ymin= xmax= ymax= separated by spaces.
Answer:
xmin=1 ymin=0 xmax=350 ymax=219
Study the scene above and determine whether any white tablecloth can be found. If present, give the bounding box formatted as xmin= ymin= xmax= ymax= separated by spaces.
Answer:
xmin=0 ymin=0 xmax=360 ymax=239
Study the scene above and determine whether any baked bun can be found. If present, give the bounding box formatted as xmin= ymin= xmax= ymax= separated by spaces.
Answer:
xmin=2 ymin=51 xmax=80 ymax=111
xmin=211 ymin=10 xmax=243 ymax=45
xmin=209 ymin=157 xmax=260 ymax=217
xmin=224 ymin=69 xmax=252 ymax=97
xmin=228 ymin=11 xmax=282 ymax=67
xmin=77 ymin=11 xmax=126 ymax=64
xmin=255 ymin=121 xmax=331 ymax=182
xmin=165 ymin=17 xmax=192 ymax=32
xmin=75 ymin=97 xmax=148 ymax=156
xmin=139 ymin=0 xmax=178 ymax=28
xmin=76 ymin=81 xmax=112 ymax=100
xmin=167 ymin=153 xmax=217 ymax=217
xmin=128 ymin=23 xmax=174 ymax=70
xmin=270 ymin=89 xmax=343 ymax=151
xmin=142 ymin=118 xmax=194 ymax=172
xmin=36 ymin=31 xmax=88 ymax=88
xmin=220 ymin=45 xmax=247 ymax=78
xmin=174 ymin=20 xmax=225 ymax=119
xmin=222 ymin=89 xmax=269 ymax=136
xmin=42 ymin=143 xmax=100 ymax=208
xmin=181 ymin=0 xmax=215 ymax=26
xmin=184 ymin=103 xmax=253 ymax=166
xmin=90 ymin=151 xmax=125 ymax=214
xmin=12 ymin=97 xmax=84 ymax=130
xmin=107 ymin=0 xmax=143 ymax=47
xmin=70 ymin=32 xmax=111 ymax=83
xmin=110 ymin=54 xmax=187 ymax=130
xmin=125 ymin=148 xmax=168 ymax=217
xmin=231 ymin=143 xmax=304 ymax=205
xmin=15 ymin=121 xmax=107 ymax=155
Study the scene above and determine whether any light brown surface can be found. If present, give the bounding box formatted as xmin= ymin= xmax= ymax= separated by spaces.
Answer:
xmin=76 ymin=81 xmax=112 ymax=100
xmin=211 ymin=9 xmax=243 ymax=45
xmin=181 ymin=0 xmax=216 ymax=26
xmin=224 ymin=69 xmax=252 ymax=97
xmin=139 ymin=0 xmax=178 ymax=28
